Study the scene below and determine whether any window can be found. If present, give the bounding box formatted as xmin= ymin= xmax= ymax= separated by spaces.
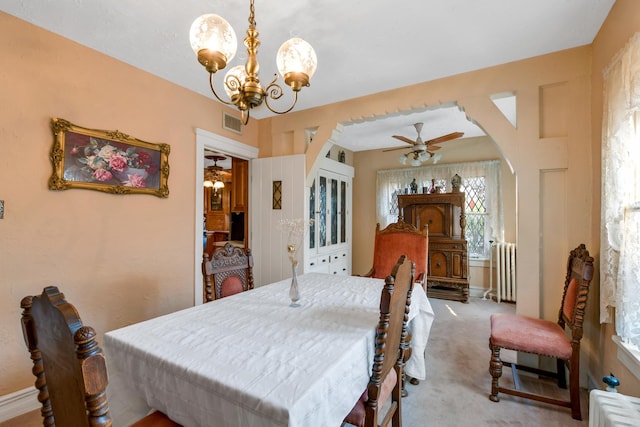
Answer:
xmin=600 ymin=33 xmax=640 ymax=369
xmin=462 ymin=176 xmax=489 ymax=258
xmin=376 ymin=160 xmax=503 ymax=259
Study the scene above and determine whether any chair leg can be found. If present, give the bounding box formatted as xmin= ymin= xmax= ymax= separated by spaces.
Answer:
xmin=401 ymin=373 xmax=408 ymax=397
xmin=489 ymin=341 xmax=502 ymax=402
xmin=556 ymin=358 xmax=567 ymax=389
xmin=568 ymin=358 xmax=582 ymax=420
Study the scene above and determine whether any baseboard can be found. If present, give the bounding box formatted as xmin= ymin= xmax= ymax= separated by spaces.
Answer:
xmin=469 ymin=286 xmax=488 ymax=299
xmin=0 ymin=387 xmax=39 ymax=423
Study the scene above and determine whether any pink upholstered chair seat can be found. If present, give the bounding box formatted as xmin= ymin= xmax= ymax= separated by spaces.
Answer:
xmin=343 ymin=358 xmax=398 ymax=427
xmin=490 ymin=313 xmax=572 ymax=360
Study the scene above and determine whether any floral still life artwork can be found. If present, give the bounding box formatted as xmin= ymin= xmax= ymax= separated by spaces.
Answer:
xmin=49 ymin=118 xmax=170 ymax=197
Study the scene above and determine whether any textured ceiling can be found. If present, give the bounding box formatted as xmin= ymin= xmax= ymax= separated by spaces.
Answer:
xmin=1 ymin=0 xmax=614 ymax=153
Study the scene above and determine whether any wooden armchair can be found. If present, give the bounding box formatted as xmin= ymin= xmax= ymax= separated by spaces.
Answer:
xmin=488 ymin=244 xmax=594 ymax=420
xmin=20 ymin=286 xmax=180 ymax=427
xmin=365 ymin=222 xmax=428 ymax=289
xmin=203 ymin=242 xmax=254 ymax=302
xmin=343 ymin=255 xmax=415 ymax=427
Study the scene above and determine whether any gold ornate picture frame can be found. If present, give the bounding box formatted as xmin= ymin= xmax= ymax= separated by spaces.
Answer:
xmin=49 ymin=118 xmax=170 ymax=197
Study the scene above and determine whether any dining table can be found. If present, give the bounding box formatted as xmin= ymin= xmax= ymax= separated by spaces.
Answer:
xmin=103 ymin=273 xmax=435 ymax=427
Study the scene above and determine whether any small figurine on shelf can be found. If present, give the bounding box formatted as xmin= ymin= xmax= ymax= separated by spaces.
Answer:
xmin=410 ymin=178 xmax=418 ymax=194
xmin=428 ymin=178 xmax=436 ymax=194
xmin=451 ymin=174 xmax=462 ymax=192
xmin=338 ymin=150 xmax=346 ymax=163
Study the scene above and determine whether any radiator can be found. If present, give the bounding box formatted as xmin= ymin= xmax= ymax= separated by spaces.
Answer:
xmin=493 ymin=242 xmax=516 ymax=303
xmin=589 ymin=389 xmax=640 ymax=426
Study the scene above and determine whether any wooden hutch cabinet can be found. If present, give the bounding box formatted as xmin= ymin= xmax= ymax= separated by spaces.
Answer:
xmin=398 ymin=192 xmax=469 ymax=302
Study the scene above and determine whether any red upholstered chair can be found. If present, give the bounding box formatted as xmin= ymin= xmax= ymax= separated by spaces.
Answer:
xmin=364 ymin=221 xmax=428 ymax=393
xmin=365 ymin=222 xmax=428 ymax=289
xmin=203 ymin=242 xmax=254 ymax=302
xmin=343 ymin=255 xmax=415 ymax=427
xmin=20 ymin=286 xmax=181 ymax=427
xmin=488 ymin=244 xmax=594 ymax=420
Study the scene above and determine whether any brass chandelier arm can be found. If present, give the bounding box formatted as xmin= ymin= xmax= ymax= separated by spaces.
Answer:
xmin=263 ymin=76 xmax=300 ymax=115
xmin=208 ymin=72 xmax=236 ymax=107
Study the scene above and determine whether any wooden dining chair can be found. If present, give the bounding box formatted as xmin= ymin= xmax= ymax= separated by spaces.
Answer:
xmin=364 ymin=222 xmax=428 ymax=289
xmin=364 ymin=221 xmax=427 ymax=391
xmin=343 ymin=255 xmax=415 ymax=427
xmin=20 ymin=286 xmax=181 ymax=427
xmin=488 ymin=244 xmax=594 ymax=420
xmin=203 ymin=242 xmax=254 ymax=301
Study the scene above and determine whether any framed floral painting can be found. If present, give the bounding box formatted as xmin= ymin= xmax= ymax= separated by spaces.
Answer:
xmin=48 ymin=118 xmax=170 ymax=197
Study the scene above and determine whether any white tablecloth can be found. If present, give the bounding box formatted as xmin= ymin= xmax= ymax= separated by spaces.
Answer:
xmin=104 ymin=273 xmax=434 ymax=427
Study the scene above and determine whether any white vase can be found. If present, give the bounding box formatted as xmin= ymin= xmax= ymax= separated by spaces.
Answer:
xmin=289 ymin=259 xmax=300 ymax=307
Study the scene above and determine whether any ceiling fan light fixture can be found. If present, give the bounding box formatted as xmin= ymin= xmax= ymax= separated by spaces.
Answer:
xmin=398 ymin=155 xmax=408 ymax=165
xmin=213 ymin=180 xmax=225 ymax=189
xmin=410 ymin=158 xmax=421 ymax=167
xmin=203 ymin=180 xmax=215 ymax=188
xmin=432 ymin=153 xmax=442 ymax=164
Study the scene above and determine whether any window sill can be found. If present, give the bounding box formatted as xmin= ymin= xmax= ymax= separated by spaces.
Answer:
xmin=469 ymin=258 xmax=489 ymax=268
xmin=612 ymin=335 xmax=640 ymax=380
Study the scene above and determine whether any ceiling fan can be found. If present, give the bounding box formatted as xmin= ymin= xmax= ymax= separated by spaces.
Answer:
xmin=383 ymin=123 xmax=464 ymax=166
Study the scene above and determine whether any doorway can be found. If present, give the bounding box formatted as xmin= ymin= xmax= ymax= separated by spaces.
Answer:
xmin=194 ymin=128 xmax=258 ymax=305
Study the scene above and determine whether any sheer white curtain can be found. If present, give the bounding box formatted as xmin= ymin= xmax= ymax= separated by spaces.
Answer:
xmin=376 ymin=159 xmax=503 ymax=240
xmin=600 ymin=32 xmax=640 ymax=349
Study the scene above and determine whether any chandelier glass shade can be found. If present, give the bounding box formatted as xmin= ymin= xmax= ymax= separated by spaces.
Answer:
xmin=189 ymin=0 xmax=317 ymax=125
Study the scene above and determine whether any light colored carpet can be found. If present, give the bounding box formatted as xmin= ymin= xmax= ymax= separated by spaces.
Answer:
xmin=400 ymin=296 xmax=589 ymax=426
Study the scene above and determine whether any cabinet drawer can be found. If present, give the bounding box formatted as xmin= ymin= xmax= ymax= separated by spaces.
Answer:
xmin=307 ymin=255 xmax=329 ymax=273
xmin=330 ymin=256 xmax=349 ymax=275
xmin=428 ymin=242 xmax=468 ymax=280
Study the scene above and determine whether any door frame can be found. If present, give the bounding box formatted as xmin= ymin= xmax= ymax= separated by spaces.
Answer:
xmin=194 ymin=128 xmax=258 ymax=305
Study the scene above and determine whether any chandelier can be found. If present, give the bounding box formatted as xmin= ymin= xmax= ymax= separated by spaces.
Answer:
xmin=204 ymin=155 xmax=226 ymax=190
xmin=189 ymin=0 xmax=318 ymax=125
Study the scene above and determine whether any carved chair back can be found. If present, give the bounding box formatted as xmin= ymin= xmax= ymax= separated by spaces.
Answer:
xmin=367 ymin=222 xmax=428 ymax=286
xmin=203 ymin=242 xmax=254 ymax=302
xmin=20 ymin=286 xmax=180 ymax=427
xmin=21 ymin=286 xmax=111 ymax=426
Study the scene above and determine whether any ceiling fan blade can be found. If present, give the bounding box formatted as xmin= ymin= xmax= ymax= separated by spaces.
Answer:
xmin=425 ymin=132 xmax=464 ymax=145
xmin=427 ymin=145 xmax=442 ymax=151
xmin=383 ymin=146 xmax=415 ymax=152
xmin=392 ymin=135 xmax=417 ymax=145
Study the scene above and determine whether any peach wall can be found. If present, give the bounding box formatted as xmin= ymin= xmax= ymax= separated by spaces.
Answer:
xmin=588 ymin=0 xmax=640 ymax=397
xmin=0 ymin=12 xmax=258 ymax=394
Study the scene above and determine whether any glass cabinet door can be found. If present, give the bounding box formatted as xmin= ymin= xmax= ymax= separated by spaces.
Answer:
xmin=340 ymin=180 xmax=347 ymax=243
xmin=319 ymin=175 xmax=327 ymax=248
xmin=309 ymin=178 xmax=316 ymax=249
xmin=309 ymin=170 xmax=350 ymax=251
xmin=330 ymin=175 xmax=338 ymax=245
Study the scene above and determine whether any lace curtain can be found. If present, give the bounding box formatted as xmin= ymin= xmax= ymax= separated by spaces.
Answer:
xmin=600 ymin=32 xmax=640 ymax=349
xmin=376 ymin=159 xmax=503 ymax=241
